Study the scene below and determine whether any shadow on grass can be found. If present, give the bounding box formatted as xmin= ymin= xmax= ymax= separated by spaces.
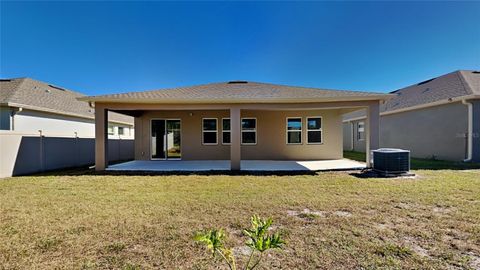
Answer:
xmin=29 ymin=166 xmax=322 ymax=177
xmin=343 ymin=151 xmax=480 ymax=170
xmin=349 ymin=169 xmax=416 ymax=179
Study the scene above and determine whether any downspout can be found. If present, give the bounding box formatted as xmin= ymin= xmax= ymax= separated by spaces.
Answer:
xmin=350 ymin=121 xmax=354 ymax=151
xmin=10 ymin=107 xmax=23 ymax=131
xmin=462 ymin=99 xmax=473 ymax=162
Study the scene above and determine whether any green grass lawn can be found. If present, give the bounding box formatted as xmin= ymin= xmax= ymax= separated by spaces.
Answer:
xmin=1 ymin=169 xmax=479 ymax=269
xmin=343 ymin=150 xmax=480 ymax=170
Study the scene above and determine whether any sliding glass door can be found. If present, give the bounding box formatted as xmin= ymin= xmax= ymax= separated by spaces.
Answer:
xmin=151 ymin=119 xmax=181 ymax=160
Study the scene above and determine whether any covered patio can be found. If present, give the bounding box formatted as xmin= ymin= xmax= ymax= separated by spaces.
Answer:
xmin=107 ymin=159 xmax=366 ymax=172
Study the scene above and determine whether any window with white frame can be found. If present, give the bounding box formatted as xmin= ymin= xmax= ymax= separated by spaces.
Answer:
xmin=241 ymin=118 xmax=256 ymax=145
xmin=286 ymin=117 xmax=302 ymax=144
xmin=222 ymin=118 xmax=231 ymax=144
xmin=306 ymin=117 xmax=322 ymax=144
xmin=202 ymin=118 xmax=218 ymax=145
xmin=108 ymin=124 xmax=114 ymax=135
xmin=357 ymin=121 xmax=365 ymax=141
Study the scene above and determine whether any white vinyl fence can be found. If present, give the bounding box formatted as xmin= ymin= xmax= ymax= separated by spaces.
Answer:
xmin=0 ymin=131 xmax=134 ymax=178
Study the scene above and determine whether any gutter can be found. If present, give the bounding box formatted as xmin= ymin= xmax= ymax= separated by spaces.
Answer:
xmin=462 ymin=99 xmax=473 ymax=162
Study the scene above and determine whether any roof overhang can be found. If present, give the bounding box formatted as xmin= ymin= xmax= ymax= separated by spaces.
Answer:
xmin=77 ymin=94 xmax=395 ymax=105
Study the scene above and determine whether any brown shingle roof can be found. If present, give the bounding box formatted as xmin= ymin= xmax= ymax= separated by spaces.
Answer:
xmin=0 ymin=78 xmax=133 ymax=125
xmin=79 ymin=81 xmax=391 ymax=104
xmin=343 ymin=70 xmax=480 ymax=121
xmin=382 ymin=70 xmax=479 ymax=112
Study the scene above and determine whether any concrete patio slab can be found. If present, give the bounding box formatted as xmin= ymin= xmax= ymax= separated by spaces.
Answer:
xmin=106 ymin=159 xmax=366 ymax=172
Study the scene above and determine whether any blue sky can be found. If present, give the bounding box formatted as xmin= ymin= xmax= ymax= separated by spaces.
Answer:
xmin=1 ymin=1 xmax=479 ymax=95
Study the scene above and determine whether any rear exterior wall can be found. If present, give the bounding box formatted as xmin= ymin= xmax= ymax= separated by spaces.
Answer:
xmin=135 ymin=109 xmax=344 ymax=161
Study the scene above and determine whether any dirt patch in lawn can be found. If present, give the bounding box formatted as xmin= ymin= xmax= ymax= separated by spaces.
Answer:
xmin=232 ymin=245 xmax=251 ymax=257
xmin=402 ymin=236 xmax=430 ymax=258
xmin=287 ymin=208 xmax=353 ymax=220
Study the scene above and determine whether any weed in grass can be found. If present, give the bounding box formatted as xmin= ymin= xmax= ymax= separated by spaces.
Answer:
xmin=123 ymin=263 xmax=141 ymax=270
xmin=106 ymin=242 xmax=126 ymax=253
xmin=67 ymin=226 xmax=87 ymax=235
xmin=297 ymin=212 xmax=319 ymax=220
xmin=36 ymin=237 xmax=61 ymax=252
xmin=81 ymin=260 xmax=97 ymax=270
xmin=195 ymin=215 xmax=285 ymax=270
xmin=3 ymin=226 xmax=18 ymax=236
xmin=375 ymin=243 xmax=413 ymax=258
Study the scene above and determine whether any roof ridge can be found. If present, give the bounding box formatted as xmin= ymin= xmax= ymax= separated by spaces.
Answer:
xmin=2 ymin=78 xmax=28 ymax=103
xmin=455 ymin=70 xmax=476 ymax=95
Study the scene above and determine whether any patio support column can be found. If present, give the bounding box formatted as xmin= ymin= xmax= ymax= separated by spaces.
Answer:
xmin=230 ymin=107 xmax=241 ymax=170
xmin=95 ymin=104 xmax=109 ymax=171
xmin=366 ymin=101 xmax=380 ymax=168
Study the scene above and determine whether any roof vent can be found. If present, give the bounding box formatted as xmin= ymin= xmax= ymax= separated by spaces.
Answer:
xmin=48 ymin=84 xmax=66 ymax=91
xmin=417 ymin=78 xmax=435 ymax=86
xmin=228 ymin=81 xmax=248 ymax=84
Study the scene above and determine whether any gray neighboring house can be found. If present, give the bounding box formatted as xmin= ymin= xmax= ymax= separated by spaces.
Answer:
xmin=343 ymin=70 xmax=480 ymax=162
xmin=0 ymin=78 xmax=135 ymax=177
xmin=0 ymin=77 xmax=134 ymax=137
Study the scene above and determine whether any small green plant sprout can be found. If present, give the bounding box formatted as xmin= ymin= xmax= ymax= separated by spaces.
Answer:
xmin=194 ymin=215 xmax=284 ymax=270
xmin=194 ymin=229 xmax=236 ymax=269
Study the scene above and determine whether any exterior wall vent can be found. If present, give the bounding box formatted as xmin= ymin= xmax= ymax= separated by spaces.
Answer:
xmin=373 ymin=148 xmax=410 ymax=176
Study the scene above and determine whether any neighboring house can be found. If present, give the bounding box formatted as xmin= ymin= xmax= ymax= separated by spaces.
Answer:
xmin=343 ymin=70 xmax=480 ymax=162
xmin=0 ymin=78 xmax=134 ymax=138
xmin=79 ymin=81 xmax=392 ymax=171
xmin=0 ymin=78 xmax=135 ymax=177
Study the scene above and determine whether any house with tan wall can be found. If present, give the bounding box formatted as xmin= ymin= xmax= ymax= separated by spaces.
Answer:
xmin=79 ymin=81 xmax=392 ymax=171
xmin=343 ymin=70 xmax=480 ymax=162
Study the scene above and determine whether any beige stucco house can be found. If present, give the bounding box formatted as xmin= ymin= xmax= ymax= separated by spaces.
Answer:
xmin=343 ymin=70 xmax=480 ymax=162
xmin=80 ymin=81 xmax=392 ymax=171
